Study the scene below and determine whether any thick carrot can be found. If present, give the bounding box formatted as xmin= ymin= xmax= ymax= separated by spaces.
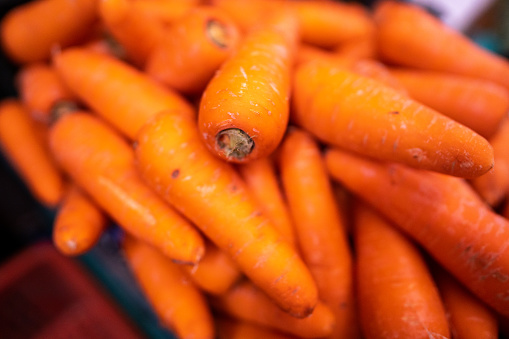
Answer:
xmin=198 ymin=10 xmax=298 ymax=162
xmin=0 ymin=99 xmax=64 ymax=207
xmin=53 ymin=185 xmax=108 ymax=256
xmin=210 ymin=0 xmax=280 ymax=32
xmin=325 ymin=147 xmax=509 ymax=318
xmin=0 ymin=0 xmax=98 ymax=64
xmin=295 ymin=44 xmax=337 ymax=67
xmin=122 ymin=235 xmax=214 ymax=339
xmin=292 ymin=59 xmax=494 ymax=178
xmin=211 ymin=280 xmax=335 ymax=338
xmin=216 ymin=317 xmax=302 ymax=339
xmin=237 ymin=157 xmax=296 ymax=247
xmin=391 ymin=68 xmax=509 ymax=139
xmin=334 ymin=36 xmax=377 ymax=61
xmin=374 ymin=1 xmax=509 ymax=90
xmin=136 ymin=110 xmax=318 ymax=318
xmin=49 ymin=112 xmax=204 ymax=264
xmin=52 ymin=48 xmax=194 ymax=140
xmin=131 ymin=0 xmax=199 ymax=25
xmin=145 ymin=6 xmax=240 ymax=95
xmin=354 ymin=201 xmax=450 ymax=339
xmin=435 ymin=268 xmax=498 ymax=339
xmin=278 ymin=128 xmax=359 ymax=339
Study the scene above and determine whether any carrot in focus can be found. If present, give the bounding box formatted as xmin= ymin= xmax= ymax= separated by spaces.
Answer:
xmin=123 ymin=235 xmax=215 ymax=339
xmin=49 ymin=112 xmax=204 ymax=264
xmin=53 ymin=185 xmax=108 ymax=256
xmin=292 ymin=59 xmax=494 ymax=178
xmin=325 ymin=147 xmax=509 ymax=318
xmin=53 ymin=48 xmax=194 ymax=140
xmin=0 ymin=99 xmax=64 ymax=207
xmin=136 ymin=110 xmax=318 ymax=318
xmin=199 ymin=10 xmax=298 ymax=162
xmin=354 ymin=201 xmax=450 ymax=339
xmin=145 ymin=6 xmax=241 ymax=95
xmin=216 ymin=317 xmax=302 ymax=339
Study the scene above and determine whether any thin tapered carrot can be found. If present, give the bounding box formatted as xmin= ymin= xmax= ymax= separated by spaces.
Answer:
xmin=181 ymin=241 xmax=242 ymax=295
xmin=325 ymin=147 xmax=509 ymax=318
xmin=333 ymin=36 xmax=377 ymax=61
xmin=374 ymin=1 xmax=509 ymax=90
xmin=435 ymin=267 xmax=498 ymax=339
xmin=216 ymin=317 xmax=302 ymax=339
xmin=211 ymin=280 xmax=335 ymax=338
xmin=278 ymin=128 xmax=359 ymax=339
xmin=198 ymin=10 xmax=298 ymax=162
xmin=122 ymin=235 xmax=214 ymax=339
xmin=53 ymin=185 xmax=108 ymax=256
xmin=136 ymin=110 xmax=318 ymax=318
xmin=292 ymin=58 xmax=494 ymax=178
xmin=0 ymin=0 xmax=98 ymax=64
xmin=391 ymin=68 xmax=509 ymax=139
xmin=353 ymin=201 xmax=450 ymax=339
xmin=145 ymin=6 xmax=241 ymax=95
xmin=0 ymin=99 xmax=64 ymax=207
xmin=49 ymin=112 xmax=204 ymax=264
xmin=237 ymin=157 xmax=296 ymax=247
xmin=52 ymin=48 xmax=194 ymax=140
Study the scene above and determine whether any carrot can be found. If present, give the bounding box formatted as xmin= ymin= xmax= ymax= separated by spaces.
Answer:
xmin=216 ymin=317 xmax=301 ymax=339
xmin=83 ymin=36 xmax=127 ymax=60
xmin=237 ymin=157 xmax=296 ymax=247
xmin=210 ymin=0 xmax=279 ymax=33
xmin=53 ymin=185 xmax=108 ymax=256
xmin=390 ymin=68 xmax=509 ymax=139
xmin=145 ymin=6 xmax=241 ymax=95
xmin=325 ymin=147 xmax=509 ymax=318
xmin=353 ymin=201 xmax=450 ymax=339
xmin=348 ymin=59 xmax=408 ymax=94
xmin=49 ymin=112 xmax=204 ymax=264
xmin=131 ymin=0 xmax=199 ymax=25
xmin=198 ymin=10 xmax=298 ymax=162
xmin=122 ymin=234 xmax=214 ymax=339
xmin=0 ymin=99 xmax=64 ymax=207
xmin=0 ymin=0 xmax=98 ymax=64
xmin=435 ymin=267 xmax=498 ymax=339
xmin=374 ymin=1 xmax=509 ymax=91
xmin=135 ymin=110 xmax=318 ymax=318
xmin=292 ymin=58 xmax=494 ymax=178
xmin=211 ymin=280 xmax=335 ymax=338
xmin=16 ymin=62 xmax=77 ymax=124
xmin=181 ymin=241 xmax=242 ymax=295
xmin=52 ymin=48 xmax=194 ymax=140
xmin=278 ymin=128 xmax=359 ymax=339
xmin=295 ymin=44 xmax=336 ymax=67
xmin=334 ymin=36 xmax=377 ymax=61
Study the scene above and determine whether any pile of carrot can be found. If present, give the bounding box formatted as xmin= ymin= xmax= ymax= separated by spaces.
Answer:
xmin=2 ymin=0 xmax=509 ymax=338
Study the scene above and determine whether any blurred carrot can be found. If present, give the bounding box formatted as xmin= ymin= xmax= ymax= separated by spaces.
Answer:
xmin=0 ymin=99 xmax=64 ymax=207
xmin=136 ymin=111 xmax=318 ymax=318
xmin=123 ymin=235 xmax=214 ymax=339
xmin=334 ymin=36 xmax=377 ymax=60
xmin=375 ymin=1 xmax=509 ymax=90
xmin=211 ymin=0 xmax=279 ymax=32
xmin=53 ymin=48 xmax=194 ymax=140
xmin=53 ymin=185 xmax=108 ymax=256
xmin=0 ymin=0 xmax=98 ymax=64
xmin=354 ymin=201 xmax=450 ymax=339
xmin=216 ymin=317 xmax=302 ymax=339
xmin=131 ymin=0 xmax=199 ymax=25
xmin=279 ymin=128 xmax=359 ymax=339
xmin=348 ymin=59 xmax=408 ymax=93
xmin=295 ymin=44 xmax=336 ymax=67
xmin=49 ymin=112 xmax=204 ymax=264
xmin=325 ymin=147 xmax=509 ymax=318
xmin=292 ymin=59 xmax=494 ymax=178
xmin=83 ymin=36 xmax=127 ymax=60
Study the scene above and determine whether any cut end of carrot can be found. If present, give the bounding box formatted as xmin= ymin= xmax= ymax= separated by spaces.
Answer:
xmin=216 ymin=128 xmax=254 ymax=161
xmin=207 ymin=19 xmax=231 ymax=49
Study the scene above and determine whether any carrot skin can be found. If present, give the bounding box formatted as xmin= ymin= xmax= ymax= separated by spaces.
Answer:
xmin=216 ymin=317 xmax=301 ymax=339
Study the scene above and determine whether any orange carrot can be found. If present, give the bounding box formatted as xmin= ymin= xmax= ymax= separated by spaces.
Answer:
xmin=210 ymin=0 xmax=280 ymax=33
xmin=83 ymin=36 xmax=127 ymax=60
xmin=122 ymin=235 xmax=214 ymax=339
xmin=325 ymin=147 xmax=509 ymax=318
xmin=279 ymin=128 xmax=359 ymax=339
xmin=237 ymin=157 xmax=296 ymax=247
xmin=136 ymin=110 xmax=318 ymax=318
xmin=53 ymin=185 xmax=108 ymax=256
xmin=292 ymin=58 xmax=494 ymax=178
xmin=198 ymin=10 xmax=298 ymax=162
xmin=295 ymin=43 xmax=337 ymax=67
xmin=348 ymin=59 xmax=408 ymax=94
xmin=146 ymin=6 xmax=240 ymax=95
xmin=211 ymin=280 xmax=335 ymax=338
xmin=53 ymin=48 xmax=194 ymax=140
xmin=391 ymin=68 xmax=509 ymax=139
xmin=354 ymin=201 xmax=450 ymax=339
xmin=374 ymin=1 xmax=509 ymax=90
xmin=49 ymin=112 xmax=204 ymax=264
xmin=131 ymin=0 xmax=199 ymax=25
xmin=0 ymin=99 xmax=64 ymax=207
xmin=216 ymin=317 xmax=302 ymax=339
xmin=334 ymin=36 xmax=378 ymax=61
xmin=435 ymin=267 xmax=498 ymax=339
xmin=0 ymin=0 xmax=98 ymax=64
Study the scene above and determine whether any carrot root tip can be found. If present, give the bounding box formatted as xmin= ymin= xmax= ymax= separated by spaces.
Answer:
xmin=216 ymin=128 xmax=254 ymax=161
